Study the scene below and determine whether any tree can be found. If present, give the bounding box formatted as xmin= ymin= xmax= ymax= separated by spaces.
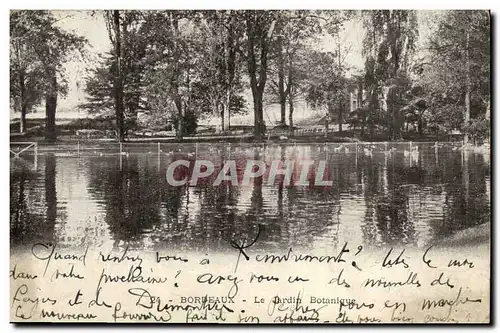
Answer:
xmin=425 ymin=10 xmax=490 ymax=143
xmin=305 ymin=51 xmax=349 ymax=133
xmin=265 ymin=11 xmax=323 ymax=128
xmin=361 ymin=10 xmax=418 ymax=139
xmin=9 ymin=38 xmax=45 ymax=134
xmin=10 ymin=12 xmax=45 ymax=134
xmin=240 ymin=10 xmax=277 ymax=138
xmin=10 ymin=11 xmax=86 ymax=139
xmin=81 ymin=50 xmax=149 ymax=129
xmin=265 ymin=11 xmax=352 ymax=134
xmin=82 ymin=13 xmax=150 ymax=134
xmin=84 ymin=11 xmax=248 ymax=136
xmin=196 ymin=11 xmax=247 ymax=132
xmin=104 ymin=10 xmax=126 ymax=141
xmin=39 ymin=14 xmax=87 ymax=142
xmin=285 ymin=44 xmax=311 ymax=136
xmin=322 ymin=11 xmax=356 ymax=134
xmin=79 ymin=54 xmax=115 ymax=114
xmin=139 ymin=11 xmax=206 ymax=139
xmin=399 ymin=85 xmax=427 ymax=134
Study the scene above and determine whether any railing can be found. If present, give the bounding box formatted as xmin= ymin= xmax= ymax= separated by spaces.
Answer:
xmin=10 ymin=141 xmax=37 ymax=158
xmin=10 ymin=142 xmax=38 ymax=170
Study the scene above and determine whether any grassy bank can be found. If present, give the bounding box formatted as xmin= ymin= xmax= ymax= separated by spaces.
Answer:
xmin=11 ymin=129 xmax=465 ymax=145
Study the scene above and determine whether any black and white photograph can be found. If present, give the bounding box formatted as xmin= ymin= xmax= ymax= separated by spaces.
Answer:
xmin=8 ymin=9 xmax=491 ymax=324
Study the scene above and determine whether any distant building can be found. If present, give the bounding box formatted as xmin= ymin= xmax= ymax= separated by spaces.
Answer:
xmin=347 ymin=82 xmax=366 ymax=112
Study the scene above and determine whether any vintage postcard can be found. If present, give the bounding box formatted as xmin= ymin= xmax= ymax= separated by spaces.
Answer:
xmin=9 ymin=9 xmax=491 ymax=323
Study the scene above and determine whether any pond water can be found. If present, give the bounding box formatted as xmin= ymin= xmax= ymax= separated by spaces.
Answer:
xmin=10 ymin=142 xmax=490 ymax=253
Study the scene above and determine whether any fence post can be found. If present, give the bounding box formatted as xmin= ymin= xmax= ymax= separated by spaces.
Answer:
xmin=119 ymin=142 xmax=123 ymax=171
xmin=158 ymin=142 xmax=161 ymax=171
xmin=355 ymin=142 xmax=358 ymax=167
xmin=435 ymin=142 xmax=439 ymax=165
xmin=34 ymin=142 xmax=38 ymax=170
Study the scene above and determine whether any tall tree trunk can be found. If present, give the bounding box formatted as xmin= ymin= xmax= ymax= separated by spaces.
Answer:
xmin=338 ymin=107 xmax=343 ymax=134
xmin=369 ymin=114 xmax=375 ymax=136
xmin=255 ymin=65 xmax=267 ymax=137
xmin=368 ymin=84 xmax=379 ymax=138
xmin=20 ymin=106 xmax=26 ymax=134
xmin=224 ymin=13 xmax=236 ymax=132
xmin=221 ymin=91 xmax=230 ymax=132
xmin=248 ymin=76 xmax=263 ymax=138
xmin=221 ymin=103 xmax=225 ymax=133
xmin=464 ymin=28 xmax=471 ymax=144
xmin=337 ymin=32 xmax=343 ymax=135
xmin=174 ymin=96 xmax=183 ymax=139
xmin=326 ymin=104 xmax=333 ymax=137
xmin=170 ymin=12 xmax=183 ymax=140
xmin=19 ymin=73 xmax=26 ymax=134
xmin=45 ymin=70 xmax=57 ymax=142
xmin=252 ymin=90 xmax=265 ymax=138
xmin=225 ymin=92 xmax=231 ymax=131
xmin=288 ymin=59 xmax=294 ymax=136
xmin=113 ymin=10 xmax=125 ymax=142
xmin=212 ymin=100 xmax=220 ymax=132
xmin=288 ymin=91 xmax=294 ymax=137
xmin=418 ymin=112 xmax=423 ymax=134
xmin=245 ymin=13 xmax=268 ymax=139
xmin=387 ymin=87 xmax=396 ymax=140
xmin=277 ymin=32 xmax=286 ymax=126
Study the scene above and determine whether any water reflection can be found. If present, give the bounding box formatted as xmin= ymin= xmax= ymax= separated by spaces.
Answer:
xmin=10 ymin=143 xmax=491 ymax=252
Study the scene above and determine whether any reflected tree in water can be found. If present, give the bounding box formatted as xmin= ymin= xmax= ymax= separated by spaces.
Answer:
xmin=10 ymin=155 xmax=58 ymax=247
xmin=10 ymin=144 xmax=490 ymax=251
xmin=45 ymin=153 xmax=57 ymax=232
xmin=87 ymin=156 xmax=167 ymax=248
xmin=437 ymin=151 xmax=490 ymax=240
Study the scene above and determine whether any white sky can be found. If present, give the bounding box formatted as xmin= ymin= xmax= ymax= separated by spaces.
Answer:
xmin=54 ymin=11 xmax=110 ymax=111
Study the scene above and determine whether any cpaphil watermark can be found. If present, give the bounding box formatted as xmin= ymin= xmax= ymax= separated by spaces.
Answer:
xmin=165 ymin=159 xmax=333 ymax=187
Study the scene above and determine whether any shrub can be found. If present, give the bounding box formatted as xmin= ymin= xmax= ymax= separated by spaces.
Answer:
xmin=463 ymin=118 xmax=490 ymax=144
xmin=172 ymin=111 xmax=198 ymax=136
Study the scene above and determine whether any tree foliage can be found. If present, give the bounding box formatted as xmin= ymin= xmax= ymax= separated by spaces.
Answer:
xmin=422 ymin=10 xmax=490 ymax=140
xmin=10 ymin=10 xmax=87 ymax=139
xmin=83 ymin=10 xmax=249 ymax=137
xmin=361 ymin=10 xmax=418 ymax=138
xmin=12 ymin=10 xmax=488 ymax=143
